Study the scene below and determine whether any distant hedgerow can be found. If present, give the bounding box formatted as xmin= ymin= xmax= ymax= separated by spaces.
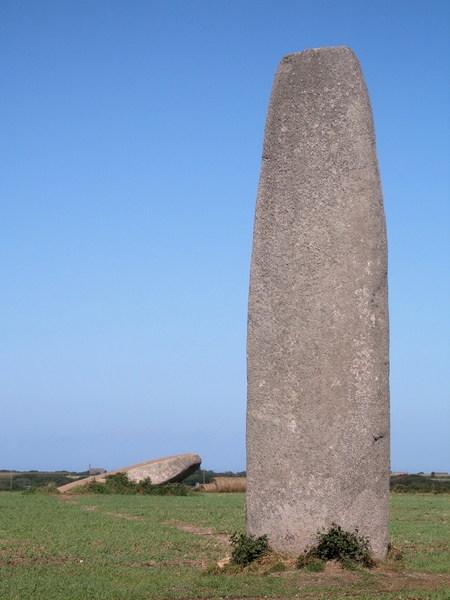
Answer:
xmin=390 ymin=474 xmax=450 ymax=494
xmin=24 ymin=482 xmax=59 ymax=495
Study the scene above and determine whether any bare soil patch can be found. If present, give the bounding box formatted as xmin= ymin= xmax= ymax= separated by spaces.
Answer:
xmin=59 ymin=494 xmax=78 ymax=504
xmin=293 ymin=563 xmax=450 ymax=596
xmin=106 ymin=512 xmax=141 ymax=521
xmin=0 ymin=539 xmax=71 ymax=567
xmin=162 ymin=520 xmax=230 ymax=541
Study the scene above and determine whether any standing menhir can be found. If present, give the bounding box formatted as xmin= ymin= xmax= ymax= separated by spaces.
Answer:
xmin=246 ymin=47 xmax=390 ymax=560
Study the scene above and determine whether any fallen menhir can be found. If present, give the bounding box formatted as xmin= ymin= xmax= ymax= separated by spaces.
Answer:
xmin=57 ymin=453 xmax=202 ymax=493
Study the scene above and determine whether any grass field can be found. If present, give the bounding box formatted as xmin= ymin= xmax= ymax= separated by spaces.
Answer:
xmin=0 ymin=492 xmax=449 ymax=599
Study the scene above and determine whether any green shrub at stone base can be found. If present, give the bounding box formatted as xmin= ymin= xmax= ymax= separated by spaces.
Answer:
xmin=229 ymin=532 xmax=271 ymax=567
xmin=296 ymin=522 xmax=375 ymax=570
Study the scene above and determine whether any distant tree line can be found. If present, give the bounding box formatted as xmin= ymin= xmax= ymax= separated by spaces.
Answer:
xmin=0 ymin=471 xmax=88 ymax=491
xmin=390 ymin=473 xmax=450 ymax=494
xmin=3 ymin=469 xmax=448 ymax=494
xmin=0 ymin=468 xmax=247 ymax=491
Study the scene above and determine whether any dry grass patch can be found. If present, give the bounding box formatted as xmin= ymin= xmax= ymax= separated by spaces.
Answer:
xmin=106 ymin=512 xmax=141 ymax=520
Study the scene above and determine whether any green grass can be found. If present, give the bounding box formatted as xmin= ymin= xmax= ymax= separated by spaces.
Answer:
xmin=0 ymin=492 xmax=449 ymax=599
xmin=389 ymin=494 xmax=450 ymax=574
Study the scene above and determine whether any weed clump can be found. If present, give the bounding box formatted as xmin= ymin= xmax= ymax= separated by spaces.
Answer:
xmin=79 ymin=472 xmax=137 ymax=494
xmin=296 ymin=523 xmax=374 ymax=570
xmin=263 ymin=560 xmax=287 ymax=574
xmin=24 ymin=482 xmax=59 ymax=495
xmin=297 ymin=556 xmax=325 ymax=572
xmin=105 ymin=472 xmax=138 ymax=494
xmin=229 ymin=532 xmax=271 ymax=567
xmin=136 ymin=478 xmax=189 ymax=496
xmin=73 ymin=473 xmax=191 ymax=495
xmin=387 ymin=542 xmax=404 ymax=563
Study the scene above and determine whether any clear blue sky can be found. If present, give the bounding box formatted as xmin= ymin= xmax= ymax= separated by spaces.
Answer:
xmin=1 ymin=1 xmax=449 ymax=474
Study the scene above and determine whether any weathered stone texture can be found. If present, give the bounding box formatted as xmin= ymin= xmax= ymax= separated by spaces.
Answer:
xmin=57 ymin=453 xmax=201 ymax=493
xmin=246 ymin=47 xmax=389 ymax=559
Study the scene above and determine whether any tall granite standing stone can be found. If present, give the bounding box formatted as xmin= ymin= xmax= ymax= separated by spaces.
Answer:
xmin=246 ymin=47 xmax=389 ymax=560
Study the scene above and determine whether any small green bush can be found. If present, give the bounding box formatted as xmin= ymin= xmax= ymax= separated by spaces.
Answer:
xmin=229 ymin=532 xmax=271 ymax=567
xmin=296 ymin=523 xmax=374 ymax=569
xmin=24 ymin=482 xmax=59 ymax=495
xmin=83 ymin=479 xmax=111 ymax=494
xmin=73 ymin=473 xmax=192 ymax=496
xmin=264 ymin=561 xmax=287 ymax=574
xmin=136 ymin=478 xmax=189 ymax=496
xmin=104 ymin=472 xmax=137 ymax=494
xmin=296 ymin=553 xmax=327 ymax=571
xmin=151 ymin=482 xmax=189 ymax=496
xmin=135 ymin=477 xmax=154 ymax=494
xmin=304 ymin=558 xmax=325 ymax=572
